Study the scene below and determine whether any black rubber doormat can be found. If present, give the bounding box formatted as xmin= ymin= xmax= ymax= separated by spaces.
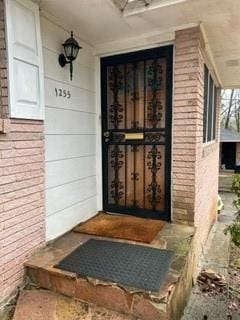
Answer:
xmin=56 ymin=239 xmax=174 ymax=292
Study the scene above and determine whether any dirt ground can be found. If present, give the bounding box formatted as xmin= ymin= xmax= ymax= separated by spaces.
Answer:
xmin=182 ymin=192 xmax=240 ymax=320
xmin=228 ymin=244 xmax=240 ymax=318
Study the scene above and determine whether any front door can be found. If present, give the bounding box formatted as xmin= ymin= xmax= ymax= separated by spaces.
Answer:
xmin=101 ymin=46 xmax=173 ymax=220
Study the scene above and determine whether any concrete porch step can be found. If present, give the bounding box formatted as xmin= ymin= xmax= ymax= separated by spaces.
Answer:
xmin=25 ymin=224 xmax=195 ymax=320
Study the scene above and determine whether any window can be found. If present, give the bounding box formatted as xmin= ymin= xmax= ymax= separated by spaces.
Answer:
xmin=203 ymin=65 xmax=218 ymax=143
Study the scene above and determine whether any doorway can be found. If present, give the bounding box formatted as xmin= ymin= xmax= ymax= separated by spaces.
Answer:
xmin=101 ymin=46 xmax=173 ymax=220
xmin=221 ymin=142 xmax=236 ymax=170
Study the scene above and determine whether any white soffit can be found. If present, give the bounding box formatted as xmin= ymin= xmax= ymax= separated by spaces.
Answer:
xmin=39 ymin=0 xmax=240 ymax=88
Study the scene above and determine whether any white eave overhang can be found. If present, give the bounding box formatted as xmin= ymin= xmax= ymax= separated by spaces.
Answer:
xmin=39 ymin=0 xmax=240 ymax=89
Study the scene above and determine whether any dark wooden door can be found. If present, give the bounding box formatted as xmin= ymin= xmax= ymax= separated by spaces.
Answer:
xmin=101 ymin=46 xmax=173 ymax=220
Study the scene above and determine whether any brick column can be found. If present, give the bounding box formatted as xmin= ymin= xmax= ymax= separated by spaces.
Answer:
xmin=173 ymin=26 xmax=220 ymax=231
xmin=172 ymin=26 xmax=221 ymax=280
xmin=0 ymin=0 xmax=45 ymax=306
xmin=172 ymin=27 xmax=204 ymax=225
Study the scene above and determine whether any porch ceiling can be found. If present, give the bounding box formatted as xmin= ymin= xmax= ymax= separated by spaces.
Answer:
xmin=39 ymin=0 xmax=240 ymax=88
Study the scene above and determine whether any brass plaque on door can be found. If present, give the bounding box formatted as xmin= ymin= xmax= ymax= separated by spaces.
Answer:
xmin=125 ymin=133 xmax=144 ymax=140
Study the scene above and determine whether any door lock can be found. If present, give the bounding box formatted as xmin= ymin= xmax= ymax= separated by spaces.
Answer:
xmin=103 ymin=131 xmax=110 ymax=138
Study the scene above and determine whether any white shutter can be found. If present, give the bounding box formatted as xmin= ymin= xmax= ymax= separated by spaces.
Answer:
xmin=5 ymin=0 xmax=44 ymax=120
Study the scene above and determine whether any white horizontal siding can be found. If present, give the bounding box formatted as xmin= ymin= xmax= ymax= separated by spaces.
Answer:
xmin=46 ymin=196 xmax=97 ymax=241
xmin=45 ymin=135 xmax=96 ymax=161
xmin=41 ymin=15 xmax=98 ymax=241
xmin=46 ymin=156 xmax=97 ymax=189
xmin=45 ymin=107 xmax=96 ymax=135
xmin=46 ymin=176 xmax=97 ymax=217
xmin=45 ymin=78 xmax=96 ymax=114
xmin=43 ymin=48 xmax=95 ymax=91
xmin=40 ymin=17 xmax=94 ymax=68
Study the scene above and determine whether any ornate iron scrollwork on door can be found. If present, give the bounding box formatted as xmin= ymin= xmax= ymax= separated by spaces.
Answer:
xmin=147 ymin=145 xmax=162 ymax=210
xmin=110 ymin=145 xmax=124 ymax=204
xmin=130 ymin=145 xmax=139 ymax=208
xmin=145 ymin=132 xmax=165 ymax=143
xmin=147 ymin=60 xmax=163 ymax=129
xmin=131 ymin=62 xmax=139 ymax=130
xmin=109 ymin=66 xmax=124 ymax=129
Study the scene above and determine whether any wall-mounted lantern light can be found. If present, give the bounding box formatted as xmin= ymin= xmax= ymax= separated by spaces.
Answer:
xmin=58 ymin=31 xmax=82 ymax=81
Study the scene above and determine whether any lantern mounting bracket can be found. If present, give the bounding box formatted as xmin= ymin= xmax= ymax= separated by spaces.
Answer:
xmin=58 ymin=54 xmax=69 ymax=67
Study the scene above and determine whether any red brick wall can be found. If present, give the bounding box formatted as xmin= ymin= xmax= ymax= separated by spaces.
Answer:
xmin=0 ymin=0 xmax=45 ymax=305
xmin=0 ymin=120 xmax=45 ymax=302
xmin=193 ymin=58 xmax=220 ymax=272
xmin=194 ymin=39 xmax=220 ymax=227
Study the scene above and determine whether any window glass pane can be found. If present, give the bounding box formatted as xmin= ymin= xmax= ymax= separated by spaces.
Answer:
xmin=203 ymin=65 xmax=209 ymax=143
xmin=207 ymin=76 xmax=214 ymax=141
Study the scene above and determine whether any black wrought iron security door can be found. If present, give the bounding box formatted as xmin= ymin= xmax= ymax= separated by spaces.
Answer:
xmin=101 ymin=46 xmax=172 ymax=220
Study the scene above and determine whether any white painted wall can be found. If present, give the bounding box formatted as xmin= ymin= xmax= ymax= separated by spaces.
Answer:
xmin=40 ymin=15 xmax=98 ymax=241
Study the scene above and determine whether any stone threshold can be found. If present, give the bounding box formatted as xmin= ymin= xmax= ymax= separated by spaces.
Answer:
xmin=25 ymin=223 xmax=195 ymax=320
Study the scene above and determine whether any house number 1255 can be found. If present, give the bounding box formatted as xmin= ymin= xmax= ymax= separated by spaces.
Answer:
xmin=55 ymin=88 xmax=71 ymax=99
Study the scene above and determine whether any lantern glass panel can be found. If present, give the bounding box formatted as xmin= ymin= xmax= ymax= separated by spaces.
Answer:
xmin=64 ymin=45 xmax=73 ymax=60
xmin=72 ymin=46 xmax=79 ymax=60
